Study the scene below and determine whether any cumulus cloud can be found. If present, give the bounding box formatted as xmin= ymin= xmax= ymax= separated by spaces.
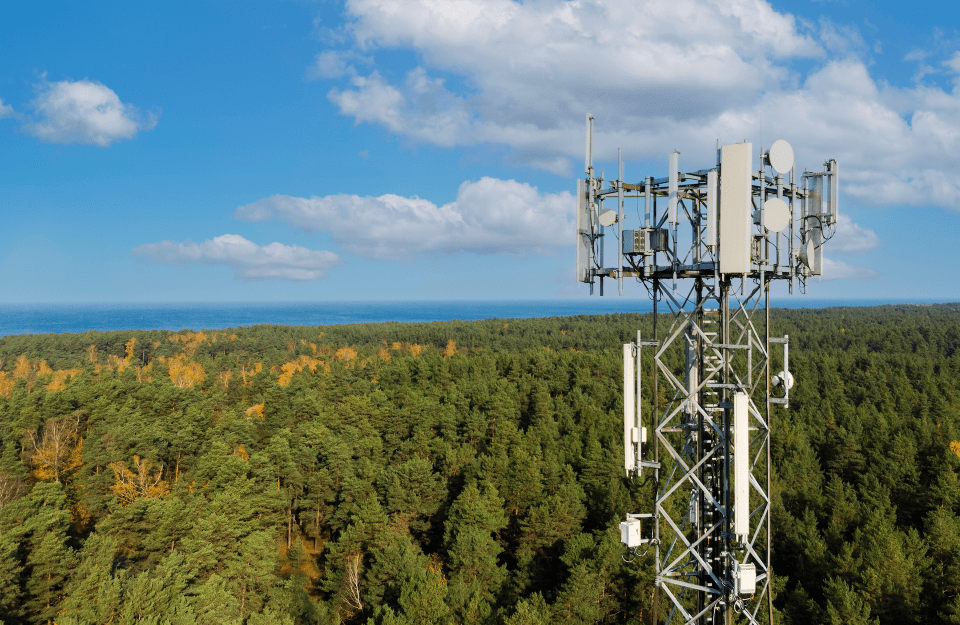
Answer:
xmin=24 ymin=79 xmax=158 ymax=146
xmin=320 ymin=0 xmax=820 ymax=159
xmin=821 ymin=257 xmax=880 ymax=281
xmin=131 ymin=234 xmax=342 ymax=281
xmin=315 ymin=0 xmax=960 ymax=210
xmin=234 ymin=177 xmax=573 ymax=261
xmin=829 ymin=214 xmax=880 ymax=256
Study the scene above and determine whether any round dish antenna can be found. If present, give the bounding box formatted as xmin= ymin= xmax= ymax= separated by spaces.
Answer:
xmin=763 ymin=198 xmax=790 ymax=233
xmin=772 ymin=370 xmax=795 ymax=390
xmin=768 ymin=139 xmax=794 ymax=175
xmin=599 ymin=209 xmax=618 ymax=227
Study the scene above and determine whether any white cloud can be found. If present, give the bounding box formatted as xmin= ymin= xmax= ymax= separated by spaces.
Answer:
xmin=829 ymin=214 xmax=880 ymax=255
xmin=316 ymin=0 xmax=960 ymax=211
xmin=324 ymin=0 xmax=820 ymax=154
xmin=821 ymin=257 xmax=880 ymax=281
xmin=308 ymin=50 xmax=366 ymax=79
xmin=24 ymin=79 xmax=158 ymax=146
xmin=131 ymin=234 xmax=342 ymax=281
xmin=234 ymin=177 xmax=574 ymax=261
xmin=0 ymin=97 xmax=13 ymax=119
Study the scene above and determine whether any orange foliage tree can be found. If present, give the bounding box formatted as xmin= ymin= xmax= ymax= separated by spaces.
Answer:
xmin=0 ymin=373 xmax=13 ymax=397
xmin=334 ymin=347 xmax=358 ymax=365
xmin=109 ymin=456 xmax=170 ymax=506
xmin=444 ymin=339 xmax=458 ymax=358
xmin=278 ymin=355 xmax=327 ymax=386
xmin=26 ymin=414 xmax=83 ymax=483
xmin=166 ymin=354 xmax=206 ymax=388
xmin=46 ymin=369 xmax=83 ymax=391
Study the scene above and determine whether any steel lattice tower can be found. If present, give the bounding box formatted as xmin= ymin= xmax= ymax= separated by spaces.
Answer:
xmin=576 ymin=116 xmax=837 ymax=625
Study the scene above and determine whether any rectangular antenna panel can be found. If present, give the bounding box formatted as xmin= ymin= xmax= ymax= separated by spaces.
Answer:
xmin=668 ymin=152 xmax=679 ymax=225
xmin=809 ymin=174 xmax=823 ymax=218
xmin=827 ymin=160 xmax=838 ymax=226
xmin=706 ymin=170 xmax=717 ymax=248
xmin=810 ymin=226 xmax=823 ymax=277
xmin=719 ymin=143 xmax=752 ymax=274
xmin=576 ymin=179 xmax=593 ymax=283
xmin=623 ymin=344 xmax=636 ymax=476
xmin=733 ymin=391 xmax=749 ymax=539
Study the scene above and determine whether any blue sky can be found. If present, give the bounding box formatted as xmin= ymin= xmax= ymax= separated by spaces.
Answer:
xmin=1 ymin=0 xmax=958 ymax=304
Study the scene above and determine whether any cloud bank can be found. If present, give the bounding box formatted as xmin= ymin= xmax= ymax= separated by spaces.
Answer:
xmin=234 ymin=177 xmax=574 ymax=261
xmin=23 ymin=79 xmax=158 ymax=146
xmin=131 ymin=234 xmax=342 ymax=281
xmin=315 ymin=0 xmax=960 ymax=209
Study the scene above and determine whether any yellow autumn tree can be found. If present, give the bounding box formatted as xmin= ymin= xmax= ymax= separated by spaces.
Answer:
xmin=14 ymin=354 xmax=32 ymax=378
xmin=167 ymin=354 xmax=206 ymax=388
xmin=0 ymin=373 xmax=12 ymax=397
xmin=334 ymin=347 xmax=358 ymax=365
xmin=124 ymin=337 xmax=137 ymax=365
xmin=278 ymin=355 xmax=325 ymax=386
xmin=233 ymin=444 xmax=250 ymax=461
xmin=46 ymin=368 xmax=83 ymax=391
xmin=246 ymin=402 xmax=265 ymax=419
xmin=443 ymin=339 xmax=458 ymax=358
xmin=26 ymin=414 xmax=83 ymax=483
xmin=950 ymin=441 xmax=960 ymax=459
xmin=109 ymin=456 xmax=170 ymax=506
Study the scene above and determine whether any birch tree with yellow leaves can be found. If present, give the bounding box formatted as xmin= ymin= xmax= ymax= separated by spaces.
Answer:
xmin=25 ymin=413 xmax=83 ymax=483
xmin=109 ymin=456 xmax=170 ymax=506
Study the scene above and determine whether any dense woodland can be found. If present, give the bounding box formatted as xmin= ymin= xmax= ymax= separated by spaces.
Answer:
xmin=0 ymin=303 xmax=959 ymax=624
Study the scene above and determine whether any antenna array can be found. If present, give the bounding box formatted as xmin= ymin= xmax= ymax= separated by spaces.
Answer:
xmin=577 ymin=115 xmax=837 ymax=625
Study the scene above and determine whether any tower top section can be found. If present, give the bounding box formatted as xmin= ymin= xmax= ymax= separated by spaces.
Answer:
xmin=576 ymin=115 xmax=838 ymax=296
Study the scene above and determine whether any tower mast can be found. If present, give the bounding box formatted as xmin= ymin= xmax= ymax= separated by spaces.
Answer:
xmin=578 ymin=124 xmax=837 ymax=624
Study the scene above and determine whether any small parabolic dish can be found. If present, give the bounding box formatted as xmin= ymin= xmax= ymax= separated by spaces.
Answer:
xmin=599 ymin=209 xmax=618 ymax=227
xmin=768 ymin=139 xmax=794 ymax=175
xmin=772 ymin=370 xmax=795 ymax=390
xmin=799 ymin=239 xmax=814 ymax=268
xmin=763 ymin=198 xmax=790 ymax=233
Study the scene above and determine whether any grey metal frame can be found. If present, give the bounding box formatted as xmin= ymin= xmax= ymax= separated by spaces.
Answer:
xmin=580 ymin=118 xmax=836 ymax=625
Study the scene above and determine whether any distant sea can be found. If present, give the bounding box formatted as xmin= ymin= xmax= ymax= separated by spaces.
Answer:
xmin=0 ymin=298 xmax=951 ymax=337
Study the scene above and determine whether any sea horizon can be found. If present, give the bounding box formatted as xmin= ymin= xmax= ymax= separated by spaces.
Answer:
xmin=0 ymin=297 xmax=954 ymax=337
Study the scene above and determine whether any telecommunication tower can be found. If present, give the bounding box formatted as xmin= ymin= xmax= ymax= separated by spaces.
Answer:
xmin=576 ymin=115 xmax=837 ymax=624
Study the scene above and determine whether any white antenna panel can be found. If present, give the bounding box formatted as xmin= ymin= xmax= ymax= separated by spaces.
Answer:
xmin=576 ymin=179 xmax=593 ymax=282
xmin=733 ymin=391 xmax=750 ymax=539
xmin=623 ymin=344 xmax=636 ymax=476
xmin=719 ymin=142 xmax=753 ymax=274
xmin=826 ymin=159 xmax=839 ymax=226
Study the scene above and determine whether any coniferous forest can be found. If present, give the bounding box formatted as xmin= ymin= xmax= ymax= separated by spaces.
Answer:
xmin=1 ymin=303 xmax=959 ymax=625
